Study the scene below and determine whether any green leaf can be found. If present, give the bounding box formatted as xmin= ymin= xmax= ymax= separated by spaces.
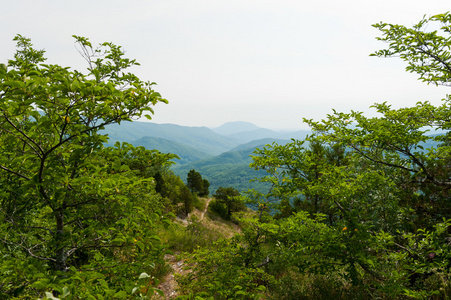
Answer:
xmin=113 ymin=291 xmax=128 ymax=298
xmin=44 ymin=292 xmax=61 ymax=300
xmin=61 ymin=287 xmax=71 ymax=299
xmin=139 ymin=272 xmax=151 ymax=279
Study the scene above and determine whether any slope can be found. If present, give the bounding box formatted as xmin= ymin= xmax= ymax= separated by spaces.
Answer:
xmin=227 ymin=128 xmax=310 ymax=144
xmin=172 ymin=139 xmax=291 ymax=193
xmin=101 ymin=121 xmax=240 ymax=155
xmin=131 ymin=136 xmax=212 ymax=164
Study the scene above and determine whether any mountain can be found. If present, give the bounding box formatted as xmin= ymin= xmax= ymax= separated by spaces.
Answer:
xmin=99 ymin=120 xmax=310 ymax=192
xmin=229 ymin=138 xmax=292 ymax=151
xmin=211 ymin=121 xmax=310 ymax=144
xmin=212 ymin=121 xmax=261 ymax=136
xmin=227 ymin=128 xmax=310 ymax=143
xmin=131 ymin=136 xmax=212 ymax=164
xmin=101 ymin=121 xmax=240 ymax=155
xmin=102 ymin=120 xmax=310 ymax=157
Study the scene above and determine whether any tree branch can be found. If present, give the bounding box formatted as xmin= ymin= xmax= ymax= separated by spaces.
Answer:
xmin=0 ymin=164 xmax=31 ymax=180
xmin=2 ymin=113 xmax=44 ymax=157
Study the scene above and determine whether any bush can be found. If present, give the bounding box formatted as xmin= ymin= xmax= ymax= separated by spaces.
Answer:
xmin=209 ymin=199 xmax=230 ymax=220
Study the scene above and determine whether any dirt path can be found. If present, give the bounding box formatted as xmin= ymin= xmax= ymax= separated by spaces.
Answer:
xmin=199 ymin=198 xmax=212 ymax=221
xmin=156 ymin=198 xmax=212 ymax=298
xmin=175 ymin=197 xmax=212 ymax=226
xmin=155 ymin=253 xmax=189 ymax=299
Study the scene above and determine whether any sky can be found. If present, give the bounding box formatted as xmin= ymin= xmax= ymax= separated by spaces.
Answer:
xmin=1 ymin=0 xmax=451 ymax=130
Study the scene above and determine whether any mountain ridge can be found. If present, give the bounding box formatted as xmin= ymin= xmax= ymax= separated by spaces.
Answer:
xmin=102 ymin=120 xmax=311 ymax=157
xmin=211 ymin=121 xmax=261 ymax=136
xmin=102 ymin=121 xmax=240 ymax=155
xmin=101 ymin=120 xmax=311 ymax=192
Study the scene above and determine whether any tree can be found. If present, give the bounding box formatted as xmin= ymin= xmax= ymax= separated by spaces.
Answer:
xmin=178 ymin=13 xmax=451 ymax=299
xmin=186 ymin=169 xmax=209 ymax=196
xmin=201 ymin=178 xmax=210 ymax=197
xmin=251 ymin=139 xmax=349 ymax=223
xmin=371 ymin=13 xmax=451 ymax=87
xmin=213 ymin=187 xmax=245 ymax=219
xmin=250 ymin=12 xmax=451 ymax=297
xmin=0 ymin=35 xmax=172 ymax=298
xmin=180 ymin=185 xmax=195 ymax=216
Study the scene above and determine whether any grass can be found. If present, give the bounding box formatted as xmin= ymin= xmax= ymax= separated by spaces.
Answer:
xmin=159 ymin=201 xmax=241 ymax=253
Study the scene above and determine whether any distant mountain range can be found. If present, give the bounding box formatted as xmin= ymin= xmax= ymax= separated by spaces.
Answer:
xmin=131 ymin=136 xmax=212 ymax=164
xmin=100 ymin=121 xmax=444 ymax=193
xmin=211 ymin=121 xmax=261 ymax=136
xmin=102 ymin=122 xmax=236 ymax=155
xmin=102 ymin=121 xmax=309 ymax=158
xmin=101 ymin=121 xmax=311 ymax=192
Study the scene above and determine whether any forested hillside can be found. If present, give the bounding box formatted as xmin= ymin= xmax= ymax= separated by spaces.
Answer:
xmin=131 ymin=136 xmax=212 ymax=164
xmin=103 ymin=121 xmax=305 ymax=192
xmin=172 ymin=138 xmax=292 ymax=192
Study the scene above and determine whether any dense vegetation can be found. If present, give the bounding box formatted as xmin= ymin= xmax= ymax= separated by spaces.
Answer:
xmin=176 ymin=13 xmax=451 ymax=299
xmin=172 ymin=145 xmax=276 ymax=193
xmin=2 ymin=12 xmax=451 ymax=300
xmin=0 ymin=35 xmax=197 ymax=299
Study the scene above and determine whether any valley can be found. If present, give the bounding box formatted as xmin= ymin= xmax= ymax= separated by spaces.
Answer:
xmin=101 ymin=121 xmax=310 ymax=193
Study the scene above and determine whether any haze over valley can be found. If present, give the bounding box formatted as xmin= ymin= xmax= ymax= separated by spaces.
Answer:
xmin=102 ymin=121 xmax=310 ymax=192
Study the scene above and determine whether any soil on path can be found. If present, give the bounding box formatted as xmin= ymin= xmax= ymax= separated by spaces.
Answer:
xmin=175 ymin=197 xmax=212 ymax=226
xmin=155 ymin=198 xmax=212 ymax=299
xmin=199 ymin=197 xmax=211 ymax=221
xmin=154 ymin=253 xmax=189 ymax=299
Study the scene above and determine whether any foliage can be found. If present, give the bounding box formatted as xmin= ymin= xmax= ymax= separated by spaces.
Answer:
xmin=371 ymin=12 xmax=451 ymax=87
xmin=156 ymin=170 xmax=193 ymax=215
xmin=252 ymin=139 xmax=349 ymax=221
xmin=175 ymin=12 xmax=451 ymax=299
xmin=180 ymin=185 xmax=195 ymax=216
xmin=186 ymin=169 xmax=209 ymax=196
xmin=202 ymin=179 xmax=210 ymax=197
xmin=212 ymin=187 xmax=246 ymax=219
xmin=177 ymin=237 xmax=270 ymax=300
xmin=0 ymin=35 xmax=173 ymax=298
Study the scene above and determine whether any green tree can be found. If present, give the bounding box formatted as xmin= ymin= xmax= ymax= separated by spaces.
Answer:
xmin=251 ymin=12 xmax=451 ymax=296
xmin=0 ymin=35 xmax=172 ymax=298
xmin=177 ymin=12 xmax=451 ymax=299
xmin=371 ymin=12 xmax=451 ymax=87
xmin=201 ymin=178 xmax=210 ymax=197
xmin=212 ymin=187 xmax=245 ymax=219
xmin=180 ymin=185 xmax=194 ymax=216
xmin=187 ymin=169 xmax=209 ymax=196
xmin=252 ymin=139 xmax=348 ymax=223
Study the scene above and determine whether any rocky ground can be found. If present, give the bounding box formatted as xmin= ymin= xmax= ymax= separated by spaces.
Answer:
xmin=154 ymin=253 xmax=189 ymax=299
xmin=154 ymin=198 xmax=212 ymax=299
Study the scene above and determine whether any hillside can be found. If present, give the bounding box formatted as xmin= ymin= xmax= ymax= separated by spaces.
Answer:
xmin=131 ymin=136 xmax=212 ymax=164
xmin=101 ymin=121 xmax=240 ymax=155
xmin=102 ymin=120 xmax=309 ymax=155
xmin=171 ymin=140 xmax=288 ymax=193
xmin=229 ymin=138 xmax=292 ymax=151
xmin=211 ymin=121 xmax=311 ymax=144
xmin=226 ymin=128 xmax=310 ymax=143
xmin=100 ymin=121 xmax=310 ymax=192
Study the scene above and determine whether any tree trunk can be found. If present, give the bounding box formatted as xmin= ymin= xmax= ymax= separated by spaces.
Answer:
xmin=54 ymin=210 xmax=67 ymax=272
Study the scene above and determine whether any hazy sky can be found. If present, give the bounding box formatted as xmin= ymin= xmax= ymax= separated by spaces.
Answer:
xmin=2 ymin=0 xmax=450 ymax=129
